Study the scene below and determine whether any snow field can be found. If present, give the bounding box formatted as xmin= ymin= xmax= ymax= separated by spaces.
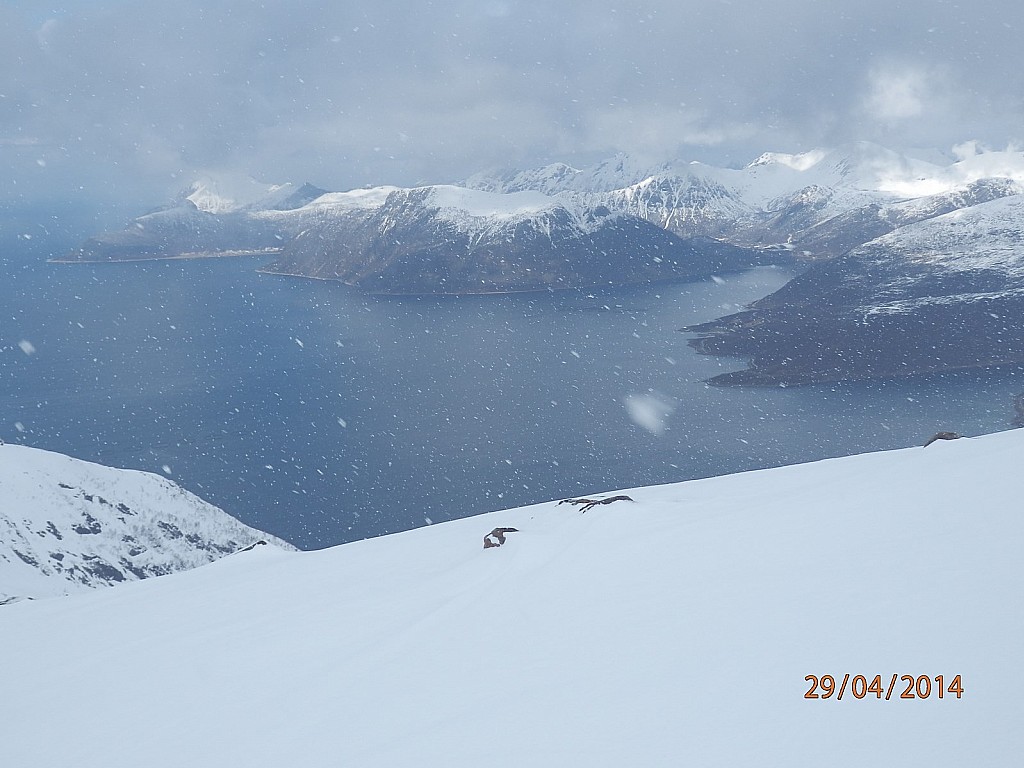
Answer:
xmin=2 ymin=430 xmax=1022 ymax=766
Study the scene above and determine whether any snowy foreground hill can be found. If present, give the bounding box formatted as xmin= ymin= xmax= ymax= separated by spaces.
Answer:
xmin=3 ymin=430 xmax=1021 ymax=766
xmin=0 ymin=443 xmax=294 ymax=603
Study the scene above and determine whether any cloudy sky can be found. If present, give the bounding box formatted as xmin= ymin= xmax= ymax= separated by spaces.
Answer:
xmin=3 ymin=0 xmax=1024 ymax=207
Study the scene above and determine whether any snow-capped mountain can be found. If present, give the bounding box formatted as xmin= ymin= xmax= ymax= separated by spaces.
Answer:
xmin=469 ymin=142 xmax=1019 ymax=249
xmin=261 ymin=184 xmax=768 ymax=293
xmin=602 ymin=171 xmax=758 ymax=240
xmin=4 ymin=428 xmax=1020 ymax=766
xmin=464 ymin=161 xmax=585 ymax=195
xmin=60 ymin=178 xmax=328 ymax=263
xmin=0 ymin=443 xmax=295 ymax=603
xmin=185 ymin=175 xmax=327 ymax=214
xmin=785 ymin=177 xmax=1024 ymax=257
xmin=65 ymin=141 xmax=1024 ymax=272
xmin=58 ymin=142 xmax=1024 ymax=379
xmin=62 ymin=199 xmax=294 ymax=261
xmin=63 ymin=177 xmax=773 ymax=291
xmin=687 ymin=193 xmax=1024 ymax=385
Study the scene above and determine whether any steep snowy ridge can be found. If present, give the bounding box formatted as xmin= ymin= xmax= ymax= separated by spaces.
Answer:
xmin=465 ymin=142 xmax=989 ymax=246
xmin=747 ymin=148 xmax=829 ymax=170
xmin=787 ymin=177 xmax=1024 ymax=257
xmin=0 ymin=443 xmax=295 ymax=602
xmin=603 ymin=171 xmax=756 ymax=239
xmin=464 ymin=162 xmax=583 ymax=195
xmin=3 ymin=429 xmax=1020 ymax=766
xmin=275 ymin=185 xmax=401 ymax=215
xmin=424 ymin=184 xmax=598 ymax=233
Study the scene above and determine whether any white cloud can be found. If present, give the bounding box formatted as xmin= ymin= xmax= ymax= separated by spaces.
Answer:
xmin=951 ymin=140 xmax=981 ymax=161
xmin=4 ymin=1 xmax=1024 ymax=206
xmin=864 ymin=64 xmax=930 ymax=122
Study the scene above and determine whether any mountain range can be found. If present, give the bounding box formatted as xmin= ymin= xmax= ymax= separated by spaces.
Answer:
xmin=60 ymin=141 xmax=1024 ymax=382
xmin=4 ymin=427 xmax=1020 ymax=766
xmin=262 ymin=184 xmax=769 ymax=294
xmin=0 ymin=442 xmax=294 ymax=603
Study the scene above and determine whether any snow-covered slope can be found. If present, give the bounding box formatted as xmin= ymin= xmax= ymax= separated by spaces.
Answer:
xmin=687 ymin=190 xmax=1024 ymax=385
xmin=0 ymin=443 xmax=295 ymax=602
xmin=856 ymin=193 xmax=1024 ymax=288
xmin=186 ymin=175 xmax=326 ymax=214
xmin=470 ymin=142 xmax=1024 ymax=251
xmin=3 ymin=430 xmax=1021 ymax=766
xmin=67 ymin=143 xmax=1024 ymax=269
xmin=261 ymin=184 xmax=767 ymax=293
xmin=789 ymin=177 xmax=1024 ymax=257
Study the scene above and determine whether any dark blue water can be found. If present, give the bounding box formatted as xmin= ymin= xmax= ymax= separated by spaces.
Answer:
xmin=3 ymin=234 xmax=1023 ymax=548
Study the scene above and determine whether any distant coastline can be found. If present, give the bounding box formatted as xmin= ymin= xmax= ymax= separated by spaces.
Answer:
xmin=49 ymin=248 xmax=283 ymax=264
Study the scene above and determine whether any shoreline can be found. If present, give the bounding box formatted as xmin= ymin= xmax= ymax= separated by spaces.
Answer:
xmin=49 ymin=249 xmax=282 ymax=264
xmin=254 ymin=265 xmax=768 ymax=298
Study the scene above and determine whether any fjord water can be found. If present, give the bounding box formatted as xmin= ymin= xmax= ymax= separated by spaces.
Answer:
xmin=3 ymin=239 xmax=1023 ymax=548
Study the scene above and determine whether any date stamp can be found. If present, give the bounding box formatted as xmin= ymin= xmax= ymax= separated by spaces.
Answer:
xmin=804 ymin=674 xmax=963 ymax=701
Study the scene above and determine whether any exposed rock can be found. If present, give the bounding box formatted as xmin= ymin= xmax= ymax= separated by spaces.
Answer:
xmin=558 ymin=495 xmax=635 ymax=513
xmin=923 ymin=432 xmax=962 ymax=447
xmin=483 ymin=527 xmax=519 ymax=549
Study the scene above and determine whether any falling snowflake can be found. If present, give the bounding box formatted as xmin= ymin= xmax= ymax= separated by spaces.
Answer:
xmin=623 ymin=392 xmax=677 ymax=435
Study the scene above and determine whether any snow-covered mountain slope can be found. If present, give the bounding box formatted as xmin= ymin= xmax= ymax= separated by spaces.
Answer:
xmin=470 ymin=142 xmax=1024 ymax=251
xmin=787 ymin=177 xmax=1024 ymax=257
xmin=686 ymin=192 xmax=1024 ymax=385
xmin=60 ymin=176 xmax=331 ymax=262
xmin=261 ymin=184 xmax=768 ymax=293
xmin=602 ymin=171 xmax=758 ymax=239
xmin=464 ymin=161 xmax=585 ymax=195
xmin=60 ymin=199 xmax=294 ymax=262
xmin=853 ymin=192 xmax=1024 ymax=286
xmin=0 ymin=443 xmax=295 ymax=602
xmin=3 ymin=429 xmax=1020 ymax=767
xmin=186 ymin=175 xmax=327 ymax=214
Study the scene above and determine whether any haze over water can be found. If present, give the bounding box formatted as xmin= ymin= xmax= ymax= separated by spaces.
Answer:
xmin=3 ymin=235 xmax=1022 ymax=548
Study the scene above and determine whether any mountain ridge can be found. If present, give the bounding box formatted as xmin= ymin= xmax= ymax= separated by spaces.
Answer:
xmin=0 ymin=443 xmax=295 ymax=603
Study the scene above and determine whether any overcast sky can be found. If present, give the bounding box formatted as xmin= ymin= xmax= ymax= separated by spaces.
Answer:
xmin=4 ymin=0 xmax=1024 ymax=207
